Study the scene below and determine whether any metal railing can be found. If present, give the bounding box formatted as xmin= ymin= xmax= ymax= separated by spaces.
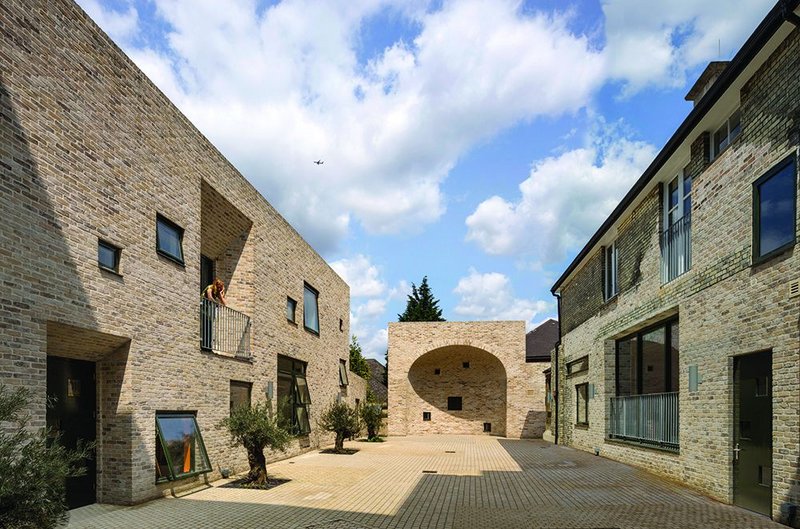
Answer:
xmin=660 ymin=213 xmax=691 ymax=283
xmin=609 ymin=392 xmax=679 ymax=450
xmin=200 ymin=298 xmax=251 ymax=358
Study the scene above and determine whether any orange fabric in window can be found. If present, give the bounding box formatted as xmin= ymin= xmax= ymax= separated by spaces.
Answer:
xmin=183 ymin=438 xmax=191 ymax=473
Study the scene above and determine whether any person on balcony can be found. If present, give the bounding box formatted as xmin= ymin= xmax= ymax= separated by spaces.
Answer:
xmin=203 ymin=278 xmax=227 ymax=306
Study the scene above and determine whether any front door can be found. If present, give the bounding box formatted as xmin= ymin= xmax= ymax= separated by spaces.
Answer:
xmin=46 ymin=356 xmax=97 ymax=509
xmin=733 ymin=351 xmax=772 ymax=516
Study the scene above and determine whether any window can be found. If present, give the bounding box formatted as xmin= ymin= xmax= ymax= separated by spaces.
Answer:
xmin=603 ymin=242 xmax=618 ymax=300
xmin=286 ymin=297 xmax=297 ymax=323
xmin=753 ymin=155 xmax=797 ymax=261
xmin=661 ymin=168 xmax=692 ymax=282
xmin=277 ymin=355 xmax=311 ymax=435
xmin=303 ymin=283 xmax=319 ymax=334
xmin=339 ymin=318 xmax=344 ymax=332
xmin=434 ymin=368 xmax=440 ymax=375
xmin=156 ymin=214 xmax=184 ymax=264
xmin=616 ymin=320 xmax=679 ymax=396
xmin=462 ymin=361 xmax=470 ymax=369
xmin=339 ymin=359 xmax=349 ymax=386
xmin=483 ymin=422 xmax=492 ymax=433
xmin=712 ymin=109 xmax=741 ymax=159
xmin=229 ymin=381 xmax=251 ymax=414
xmin=423 ymin=411 xmax=431 ymax=421
xmin=155 ymin=413 xmax=211 ymax=482
xmin=447 ymin=396 xmax=462 ymax=411
xmin=98 ymin=240 xmax=121 ymax=273
xmin=576 ymin=384 xmax=589 ymax=426
xmin=566 ymin=356 xmax=589 ymax=376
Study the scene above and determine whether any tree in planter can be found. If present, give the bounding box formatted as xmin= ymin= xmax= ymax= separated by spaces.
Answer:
xmin=0 ymin=385 xmax=92 ymax=529
xmin=360 ymin=402 xmax=383 ymax=441
xmin=348 ymin=336 xmax=370 ymax=380
xmin=219 ymin=399 xmax=291 ymax=486
xmin=318 ymin=400 xmax=359 ymax=452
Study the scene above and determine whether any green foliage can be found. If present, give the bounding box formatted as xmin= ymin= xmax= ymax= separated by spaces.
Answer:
xmin=359 ymin=402 xmax=383 ymax=440
xmin=348 ymin=336 xmax=370 ymax=380
xmin=397 ymin=276 xmax=445 ymax=322
xmin=383 ymin=349 xmax=389 ymax=387
xmin=317 ymin=400 xmax=359 ymax=451
xmin=0 ymin=385 xmax=92 ymax=529
xmin=219 ymin=400 xmax=291 ymax=485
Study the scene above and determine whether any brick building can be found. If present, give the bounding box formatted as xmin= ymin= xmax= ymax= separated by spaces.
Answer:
xmin=550 ymin=1 xmax=800 ymax=524
xmin=0 ymin=0 xmax=365 ymax=507
xmin=388 ymin=321 xmax=549 ymax=439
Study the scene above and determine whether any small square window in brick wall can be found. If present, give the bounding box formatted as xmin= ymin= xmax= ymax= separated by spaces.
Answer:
xmin=423 ymin=411 xmax=431 ymax=421
xmin=434 ymin=368 xmax=440 ymax=375
xmin=447 ymin=396 xmax=462 ymax=410
xmin=462 ymin=361 xmax=470 ymax=368
xmin=483 ymin=422 xmax=491 ymax=432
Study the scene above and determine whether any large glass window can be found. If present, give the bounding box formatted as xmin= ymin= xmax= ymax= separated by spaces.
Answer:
xmin=303 ymin=283 xmax=319 ymax=334
xmin=576 ymin=383 xmax=589 ymax=426
xmin=277 ymin=355 xmax=311 ymax=435
xmin=155 ymin=413 xmax=211 ymax=482
xmin=156 ymin=214 xmax=184 ymax=264
xmin=754 ymin=155 xmax=797 ymax=260
xmin=616 ymin=320 xmax=679 ymax=396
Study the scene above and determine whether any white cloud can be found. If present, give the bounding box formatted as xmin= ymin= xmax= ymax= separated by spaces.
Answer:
xmin=330 ymin=254 xmax=387 ymax=297
xmin=77 ymin=0 xmax=139 ymax=42
xmin=82 ymin=0 xmax=604 ymax=254
xmin=453 ymin=269 xmax=551 ymax=330
xmin=602 ymin=0 xmax=774 ymax=94
xmin=465 ymin=122 xmax=657 ymax=263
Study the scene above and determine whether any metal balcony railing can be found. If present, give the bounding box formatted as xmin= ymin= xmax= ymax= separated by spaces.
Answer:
xmin=609 ymin=392 xmax=679 ymax=451
xmin=660 ymin=213 xmax=691 ymax=283
xmin=200 ymin=298 xmax=251 ymax=358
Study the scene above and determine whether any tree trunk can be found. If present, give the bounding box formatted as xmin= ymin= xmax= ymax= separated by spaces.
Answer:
xmin=247 ymin=447 xmax=268 ymax=484
xmin=367 ymin=426 xmax=376 ymax=439
xmin=335 ymin=432 xmax=345 ymax=451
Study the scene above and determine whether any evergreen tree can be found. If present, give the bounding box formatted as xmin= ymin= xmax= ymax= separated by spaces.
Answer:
xmin=398 ymin=276 xmax=445 ymax=322
xmin=348 ymin=336 xmax=370 ymax=380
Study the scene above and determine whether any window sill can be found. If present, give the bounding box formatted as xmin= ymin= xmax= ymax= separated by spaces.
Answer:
xmin=605 ymin=437 xmax=679 ymax=454
xmin=603 ymin=293 xmax=618 ymax=304
xmin=287 ymin=318 xmax=298 ymax=326
xmin=98 ymin=265 xmax=123 ymax=278
xmin=752 ymin=241 xmax=795 ymax=268
xmin=156 ymin=249 xmax=185 ymax=267
xmin=303 ymin=326 xmax=320 ymax=337
xmin=575 ymin=423 xmax=589 ymax=430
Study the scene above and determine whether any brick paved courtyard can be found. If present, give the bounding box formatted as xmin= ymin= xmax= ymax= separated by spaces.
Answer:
xmin=68 ymin=436 xmax=783 ymax=528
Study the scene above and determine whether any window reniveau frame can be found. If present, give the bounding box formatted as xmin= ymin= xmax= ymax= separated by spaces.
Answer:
xmin=155 ymin=413 xmax=211 ymax=483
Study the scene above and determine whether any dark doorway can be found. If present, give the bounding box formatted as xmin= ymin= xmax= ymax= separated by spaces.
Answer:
xmin=733 ymin=350 xmax=772 ymax=516
xmin=46 ymin=356 xmax=97 ymax=509
xmin=200 ymin=254 xmax=215 ymax=293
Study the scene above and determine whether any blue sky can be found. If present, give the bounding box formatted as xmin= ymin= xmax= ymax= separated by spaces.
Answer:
xmin=79 ymin=0 xmax=775 ymax=360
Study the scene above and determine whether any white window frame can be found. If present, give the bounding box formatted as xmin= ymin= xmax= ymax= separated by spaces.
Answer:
xmin=603 ymin=242 xmax=618 ymax=300
xmin=711 ymin=109 xmax=741 ymax=160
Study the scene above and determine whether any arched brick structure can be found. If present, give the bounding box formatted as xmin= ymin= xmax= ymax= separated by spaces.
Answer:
xmin=388 ymin=321 xmax=549 ymax=439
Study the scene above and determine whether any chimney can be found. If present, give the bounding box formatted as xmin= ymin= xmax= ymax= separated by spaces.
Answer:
xmin=685 ymin=61 xmax=730 ymax=107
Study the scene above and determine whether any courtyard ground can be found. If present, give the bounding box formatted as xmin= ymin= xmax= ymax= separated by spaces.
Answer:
xmin=68 ymin=435 xmax=783 ymax=528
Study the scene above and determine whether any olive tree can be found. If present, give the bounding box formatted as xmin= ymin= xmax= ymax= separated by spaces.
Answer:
xmin=318 ymin=400 xmax=359 ymax=452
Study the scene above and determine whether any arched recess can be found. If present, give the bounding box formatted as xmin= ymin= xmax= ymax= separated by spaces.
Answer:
xmin=408 ymin=344 xmax=507 ymax=436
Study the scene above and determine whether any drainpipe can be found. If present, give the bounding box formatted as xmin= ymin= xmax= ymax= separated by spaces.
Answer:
xmin=553 ymin=292 xmax=562 ymax=445
xmin=781 ymin=0 xmax=800 ymax=26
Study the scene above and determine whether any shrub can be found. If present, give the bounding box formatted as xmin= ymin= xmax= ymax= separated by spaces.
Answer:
xmin=219 ymin=400 xmax=291 ymax=485
xmin=0 ymin=385 xmax=92 ymax=529
xmin=318 ymin=400 xmax=359 ymax=451
xmin=360 ymin=402 xmax=383 ymax=441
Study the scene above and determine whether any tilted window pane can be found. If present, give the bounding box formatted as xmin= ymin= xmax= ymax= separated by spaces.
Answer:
xmin=295 ymin=375 xmax=311 ymax=404
xmin=303 ymin=285 xmax=319 ymax=333
xmin=296 ymin=405 xmax=311 ymax=434
xmin=155 ymin=415 xmax=211 ymax=481
xmin=339 ymin=361 xmax=349 ymax=386
xmin=641 ymin=327 xmax=667 ymax=394
xmin=757 ymin=160 xmax=796 ymax=257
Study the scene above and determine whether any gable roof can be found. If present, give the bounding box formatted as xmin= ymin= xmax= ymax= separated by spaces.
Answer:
xmin=526 ymin=319 xmax=558 ymax=362
xmin=551 ymin=0 xmax=800 ymax=295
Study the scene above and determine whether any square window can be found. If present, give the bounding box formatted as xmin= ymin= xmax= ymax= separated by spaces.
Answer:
xmin=156 ymin=214 xmax=184 ymax=264
xmin=303 ymin=283 xmax=320 ymax=334
xmin=462 ymin=362 xmax=470 ymax=369
xmin=287 ymin=297 xmax=297 ymax=323
xmin=339 ymin=359 xmax=349 ymax=386
xmin=576 ymin=383 xmax=589 ymax=426
xmin=423 ymin=411 xmax=431 ymax=421
xmin=155 ymin=413 xmax=211 ymax=482
xmin=434 ymin=368 xmax=441 ymax=375
xmin=229 ymin=381 xmax=251 ymax=415
xmin=753 ymin=155 xmax=797 ymax=261
xmin=98 ymin=239 xmax=121 ymax=273
xmin=483 ymin=422 xmax=491 ymax=433
xmin=447 ymin=396 xmax=462 ymax=411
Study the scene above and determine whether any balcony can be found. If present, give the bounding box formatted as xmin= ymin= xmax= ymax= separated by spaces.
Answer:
xmin=660 ymin=213 xmax=691 ymax=283
xmin=609 ymin=392 xmax=679 ymax=451
xmin=200 ymin=298 xmax=251 ymax=358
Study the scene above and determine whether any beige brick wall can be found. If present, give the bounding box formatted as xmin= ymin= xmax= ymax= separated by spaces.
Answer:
xmin=0 ymin=0 xmax=364 ymax=505
xmin=555 ymin=24 xmax=800 ymax=523
xmin=388 ymin=321 xmax=549 ymax=439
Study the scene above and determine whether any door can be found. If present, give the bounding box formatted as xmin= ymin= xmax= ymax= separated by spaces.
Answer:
xmin=733 ymin=351 xmax=772 ymax=516
xmin=46 ymin=356 xmax=97 ymax=509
